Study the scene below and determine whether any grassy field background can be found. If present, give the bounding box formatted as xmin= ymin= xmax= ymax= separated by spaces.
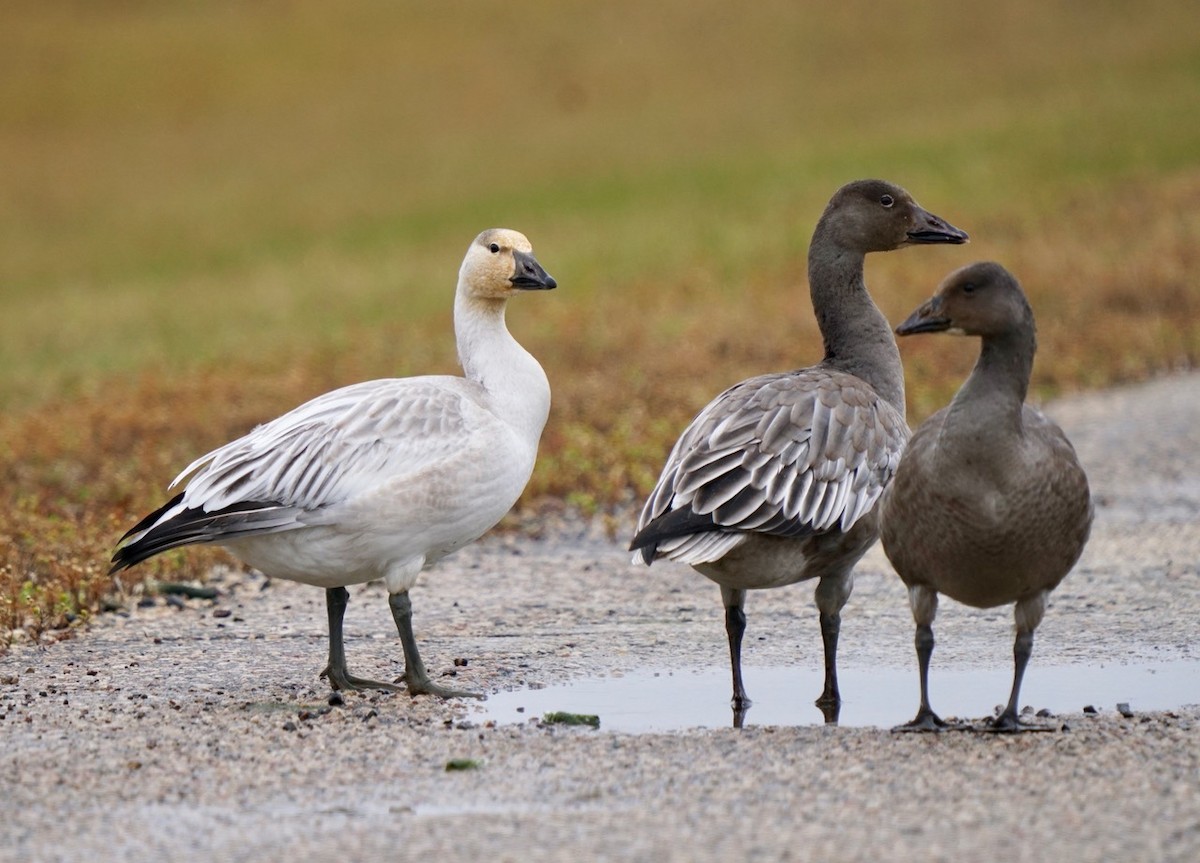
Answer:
xmin=3 ymin=0 xmax=1199 ymax=639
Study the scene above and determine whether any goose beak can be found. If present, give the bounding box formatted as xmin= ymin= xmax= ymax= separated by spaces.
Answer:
xmin=906 ymin=206 xmax=969 ymax=245
xmin=896 ymin=296 xmax=952 ymax=336
xmin=510 ymin=250 xmax=557 ymax=290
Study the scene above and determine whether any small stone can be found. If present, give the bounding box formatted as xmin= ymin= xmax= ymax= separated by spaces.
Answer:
xmin=1036 ymin=708 xmax=1053 ymax=718
xmin=1116 ymin=702 xmax=1134 ymax=718
xmin=1083 ymin=705 xmax=1098 ymax=714
xmin=212 ymin=609 xmax=232 ymax=619
xmin=282 ymin=721 xmax=297 ymax=732
xmin=328 ymin=691 xmax=345 ymax=707
xmin=453 ymin=658 xmax=469 ymax=667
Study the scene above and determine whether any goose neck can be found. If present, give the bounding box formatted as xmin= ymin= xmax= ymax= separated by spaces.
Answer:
xmin=946 ymin=329 xmax=1036 ymax=436
xmin=453 ymin=289 xmax=551 ymax=440
xmin=807 ymin=245 xmax=905 ymax=414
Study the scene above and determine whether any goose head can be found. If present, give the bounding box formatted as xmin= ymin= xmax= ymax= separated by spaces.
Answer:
xmin=819 ymin=179 xmax=969 ymax=253
xmin=896 ymin=261 xmax=1034 ymax=339
xmin=460 ymin=228 xmax=557 ymax=299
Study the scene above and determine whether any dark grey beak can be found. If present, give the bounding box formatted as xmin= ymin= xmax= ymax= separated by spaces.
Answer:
xmin=896 ymin=296 xmax=952 ymax=336
xmin=906 ymin=206 xmax=969 ymax=245
xmin=510 ymin=250 xmax=557 ymax=290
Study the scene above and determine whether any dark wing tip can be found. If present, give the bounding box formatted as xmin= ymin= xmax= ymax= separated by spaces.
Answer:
xmin=629 ymin=507 xmax=722 ymax=557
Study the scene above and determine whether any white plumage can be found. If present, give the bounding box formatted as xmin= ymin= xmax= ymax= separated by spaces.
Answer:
xmin=112 ymin=228 xmax=556 ymax=698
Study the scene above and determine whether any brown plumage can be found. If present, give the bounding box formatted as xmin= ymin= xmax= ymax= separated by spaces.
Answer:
xmin=880 ymin=261 xmax=1094 ymax=731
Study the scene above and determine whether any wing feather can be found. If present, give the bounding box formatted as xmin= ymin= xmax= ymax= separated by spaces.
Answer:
xmin=631 ymin=368 xmax=909 ymax=563
xmin=174 ymin=377 xmax=479 ymax=515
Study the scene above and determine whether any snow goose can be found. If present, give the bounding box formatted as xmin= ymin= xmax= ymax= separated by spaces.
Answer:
xmin=630 ymin=179 xmax=968 ymax=723
xmin=880 ymin=261 xmax=1093 ymax=731
xmin=111 ymin=228 xmax=557 ymax=699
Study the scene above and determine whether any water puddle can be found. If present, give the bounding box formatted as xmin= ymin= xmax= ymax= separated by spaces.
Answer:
xmin=478 ymin=660 xmax=1200 ymax=731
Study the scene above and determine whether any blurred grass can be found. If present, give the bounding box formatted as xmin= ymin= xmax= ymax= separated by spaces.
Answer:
xmin=3 ymin=0 xmax=1199 ymax=640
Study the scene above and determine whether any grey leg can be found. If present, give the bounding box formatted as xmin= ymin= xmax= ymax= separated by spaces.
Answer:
xmin=894 ymin=622 xmax=949 ymax=731
xmin=814 ymin=573 xmax=852 ymax=723
xmin=982 ymin=593 xmax=1052 ymax=732
xmin=894 ymin=585 xmax=951 ymax=732
xmin=815 ymin=610 xmax=842 ymax=724
xmin=320 ymin=587 xmax=400 ymax=692
xmin=989 ymin=629 xmax=1035 ymax=732
xmin=388 ymin=591 xmax=483 ymax=700
xmin=721 ymin=586 xmax=750 ymax=726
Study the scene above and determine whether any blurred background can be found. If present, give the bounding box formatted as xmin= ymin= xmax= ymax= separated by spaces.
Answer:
xmin=2 ymin=0 xmax=1199 ymax=633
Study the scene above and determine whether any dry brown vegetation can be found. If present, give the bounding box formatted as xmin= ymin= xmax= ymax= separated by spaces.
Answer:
xmin=3 ymin=1 xmax=1199 ymax=643
xmin=5 ymin=170 xmax=1197 ymax=640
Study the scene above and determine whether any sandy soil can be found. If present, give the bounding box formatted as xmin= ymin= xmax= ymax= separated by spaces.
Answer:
xmin=2 ymin=374 xmax=1199 ymax=862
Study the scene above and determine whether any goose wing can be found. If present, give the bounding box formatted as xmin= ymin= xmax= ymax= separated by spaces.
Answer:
xmin=173 ymin=376 xmax=478 ymax=512
xmin=631 ymin=369 xmax=908 ymax=564
xmin=111 ymin=377 xmax=487 ymax=569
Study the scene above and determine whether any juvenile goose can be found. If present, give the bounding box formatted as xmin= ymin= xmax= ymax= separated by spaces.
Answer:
xmin=880 ymin=261 xmax=1093 ymax=731
xmin=630 ymin=180 xmax=967 ymax=722
xmin=111 ymin=229 xmax=556 ymax=699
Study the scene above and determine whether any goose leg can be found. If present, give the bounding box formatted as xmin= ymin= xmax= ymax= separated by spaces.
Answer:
xmin=987 ymin=593 xmax=1047 ymax=732
xmin=988 ymin=629 xmax=1035 ymax=731
xmin=814 ymin=573 xmax=852 ymax=723
xmin=815 ymin=611 xmax=842 ymax=724
xmin=388 ymin=591 xmax=483 ymax=700
xmin=895 ymin=586 xmax=948 ymax=732
xmin=721 ymin=586 xmax=751 ymax=726
xmin=320 ymin=587 xmax=400 ymax=692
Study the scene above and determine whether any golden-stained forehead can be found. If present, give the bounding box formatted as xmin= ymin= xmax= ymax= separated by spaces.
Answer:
xmin=475 ymin=228 xmax=532 ymax=253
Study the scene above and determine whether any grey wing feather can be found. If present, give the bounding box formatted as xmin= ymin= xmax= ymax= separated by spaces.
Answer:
xmin=632 ymin=369 xmax=909 ymax=564
xmin=158 ymin=377 xmax=480 ymax=537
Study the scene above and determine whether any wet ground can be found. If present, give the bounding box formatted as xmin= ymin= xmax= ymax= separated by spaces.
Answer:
xmin=480 ymin=659 xmax=1200 ymax=731
xmin=2 ymin=373 xmax=1199 ymax=861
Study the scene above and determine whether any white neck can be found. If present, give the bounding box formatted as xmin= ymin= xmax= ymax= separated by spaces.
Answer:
xmin=453 ymin=288 xmax=551 ymax=443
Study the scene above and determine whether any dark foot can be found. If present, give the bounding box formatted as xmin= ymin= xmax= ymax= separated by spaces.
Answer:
xmin=892 ymin=706 xmax=953 ymax=733
xmin=320 ymin=665 xmax=401 ymax=693
xmin=976 ymin=712 xmax=1060 ymax=733
xmin=815 ymin=693 xmax=841 ymax=726
xmin=730 ymin=694 xmax=752 ymax=729
xmin=404 ymin=673 xmax=485 ymax=701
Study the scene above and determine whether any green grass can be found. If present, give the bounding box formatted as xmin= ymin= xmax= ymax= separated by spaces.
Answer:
xmin=2 ymin=0 xmax=1200 ymax=641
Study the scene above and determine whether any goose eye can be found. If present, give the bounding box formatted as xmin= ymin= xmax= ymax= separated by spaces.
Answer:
xmin=488 ymin=243 xmax=500 ymax=254
xmin=961 ymin=282 xmax=978 ymax=294
xmin=880 ymin=194 xmax=894 ymax=208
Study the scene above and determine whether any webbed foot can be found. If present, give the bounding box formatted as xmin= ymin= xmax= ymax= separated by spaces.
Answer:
xmin=892 ymin=706 xmax=956 ymax=733
xmin=320 ymin=664 xmax=401 ymax=693
xmin=404 ymin=673 xmax=484 ymax=701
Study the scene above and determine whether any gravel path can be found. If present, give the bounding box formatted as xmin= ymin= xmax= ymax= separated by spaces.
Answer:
xmin=3 ymin=374 xmax=1199 ymax=862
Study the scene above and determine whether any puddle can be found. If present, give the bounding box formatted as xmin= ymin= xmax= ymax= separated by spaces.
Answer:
xmin=478 ymin=661 xmax=1200 ymax=731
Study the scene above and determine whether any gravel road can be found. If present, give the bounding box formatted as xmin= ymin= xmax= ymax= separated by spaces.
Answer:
xmin=3 ymin=374 xmax=1199 ymax=862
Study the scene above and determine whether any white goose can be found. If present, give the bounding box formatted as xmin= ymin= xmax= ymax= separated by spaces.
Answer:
xmin=111 ymin=229 xmax=556 ymax=699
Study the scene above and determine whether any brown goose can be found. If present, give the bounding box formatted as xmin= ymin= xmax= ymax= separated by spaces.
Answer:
xmin=880 ymin=261 xmax=1093 ymax=731
xmin=630 ymin=179 xmax=968 ymax=724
